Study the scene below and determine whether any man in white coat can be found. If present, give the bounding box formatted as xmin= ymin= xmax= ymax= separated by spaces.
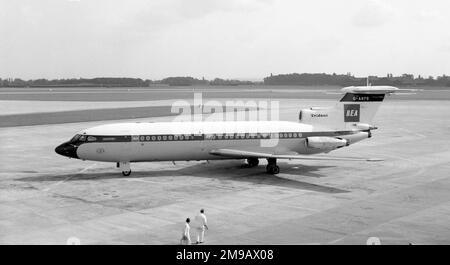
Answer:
xmin=195 ymin=209 xmax=208 ymax=244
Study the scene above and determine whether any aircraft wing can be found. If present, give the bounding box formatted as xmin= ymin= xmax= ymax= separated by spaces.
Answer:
xmin=209 ymin=149 xmax=382 ymax=162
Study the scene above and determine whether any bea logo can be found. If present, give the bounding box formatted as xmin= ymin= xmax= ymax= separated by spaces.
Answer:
xmin=347 ymin=109 xmax=358 ymax=116
xmin=344 ymin=104 xmax=360 ymax=122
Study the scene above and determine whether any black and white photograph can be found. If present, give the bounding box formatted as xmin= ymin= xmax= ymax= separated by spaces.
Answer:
xmin=1 ymin=0 xmax=449 ymax=252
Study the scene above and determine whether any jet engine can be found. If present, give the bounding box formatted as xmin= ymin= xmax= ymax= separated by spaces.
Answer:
xmin=305 ymin=137 xmax=349 ymax=150
xmin=339 ymin=131 xmax=370 ymax=144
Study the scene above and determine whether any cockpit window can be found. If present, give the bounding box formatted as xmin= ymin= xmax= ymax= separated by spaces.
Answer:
xmin=87 ymin=136 xmax=97 ymax=142
xmin=70 ymin=134 xmax=81 ymax=143
xmin=79 ymin=135 xmax=86 ymax=142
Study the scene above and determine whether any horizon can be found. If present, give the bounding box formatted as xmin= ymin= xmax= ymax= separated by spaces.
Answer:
xmin=1 ymin=72 xmax=448 ymax=82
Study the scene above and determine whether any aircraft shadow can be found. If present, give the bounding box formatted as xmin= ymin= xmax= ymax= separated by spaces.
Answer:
xmin=17 ymin=161 xmax=348 ymax=194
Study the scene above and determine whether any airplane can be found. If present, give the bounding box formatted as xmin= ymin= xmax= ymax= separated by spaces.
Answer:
xmin=55 ymin=86 xmax=407 ymax=176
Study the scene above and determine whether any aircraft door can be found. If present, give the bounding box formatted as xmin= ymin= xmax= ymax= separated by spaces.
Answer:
xmin=195 ymin=128 xmax=205 ymax=153
xmin=129 ymin=135 xmax=141 ymax=160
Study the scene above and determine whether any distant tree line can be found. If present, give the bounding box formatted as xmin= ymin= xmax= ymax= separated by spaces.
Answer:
xmin=209 ymin=78 xmax=254 ymax=86
xmin=0 ymin=77 xmax=151 ymax=87
xmin=159 ymin=76 xmax=208 ymax=86
xmin=263 ymin=73 xmax=450 ymax=87
xmin=2 ymin=73 xmax=450 ymax=87
xmin=0 ymin=76 xmax=257 ymax=87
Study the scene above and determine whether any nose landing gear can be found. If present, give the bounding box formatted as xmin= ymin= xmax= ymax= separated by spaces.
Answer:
xmin=122 ymin=170 xmax=132 ymax=176
xmin=117 ymin=161 xmax=131 ymax=176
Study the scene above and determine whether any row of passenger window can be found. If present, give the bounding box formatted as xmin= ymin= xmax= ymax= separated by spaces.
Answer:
xmin=134 ymin=134 xmax=198 ymax=142
xmin=206 ymin=132 xmax=303 ymax=139
xmin=134 ymin=132 xmax=303 ymax=142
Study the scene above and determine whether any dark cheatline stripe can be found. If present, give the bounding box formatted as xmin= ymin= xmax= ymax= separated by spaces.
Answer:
xmin=95 ymin=135 xmax=132 ymax=142
xmin=340 ymin=93 xmax=385 ymax=102
xmin=73 ymin=130 xmax=358 ymax=144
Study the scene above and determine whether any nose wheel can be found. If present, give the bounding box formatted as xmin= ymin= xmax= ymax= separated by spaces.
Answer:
xmin=122 ymin=170 xmax=131 ymax=176
xmin=266 ymin=158 xmax=280 ymax=174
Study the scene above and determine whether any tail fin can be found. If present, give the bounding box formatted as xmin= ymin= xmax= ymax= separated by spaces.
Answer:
xmin=299 ymin=86 xmax=401 ymax=130
xmin=338 ymin=86 xmax=398 ymax=126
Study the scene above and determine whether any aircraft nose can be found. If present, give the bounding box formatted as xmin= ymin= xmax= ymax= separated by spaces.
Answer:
xmin=55 ymin=142 xmax=79 ymax=159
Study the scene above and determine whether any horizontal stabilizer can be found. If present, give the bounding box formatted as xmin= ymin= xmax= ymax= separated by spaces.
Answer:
xmin=341 ymin=86 xmax=420 ymax=94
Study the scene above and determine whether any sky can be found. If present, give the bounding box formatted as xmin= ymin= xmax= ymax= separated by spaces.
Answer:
xmin=1 ymin=0 xmax=450 ymax=80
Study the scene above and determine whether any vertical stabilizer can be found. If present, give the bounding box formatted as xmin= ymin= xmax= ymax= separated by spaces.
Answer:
xmin=338 ymin=86 xmax=398 ymax=127
xmin=299 ymin=86 xmax=399 ymax=130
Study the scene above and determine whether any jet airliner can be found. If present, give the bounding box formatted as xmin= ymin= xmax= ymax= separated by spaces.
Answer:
xmin=55 ymin=86 xmax=402 ymax=176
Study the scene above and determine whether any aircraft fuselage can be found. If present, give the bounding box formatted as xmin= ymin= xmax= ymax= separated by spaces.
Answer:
xmin=55 ymin=121 xmax=363 ymax=163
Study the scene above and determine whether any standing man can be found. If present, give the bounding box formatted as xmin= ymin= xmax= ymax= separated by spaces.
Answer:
xmin=195 ymin=209 xmax=208 ymax=244
xmin=180 ymin=218 xmax=191 ymax=245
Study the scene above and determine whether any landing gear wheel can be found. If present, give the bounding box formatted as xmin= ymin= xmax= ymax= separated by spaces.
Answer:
xmin=122 ymin=170 xmax=131 ymax=176
xmin=272 ymin=165 xmax=280 ymax=174
xmin=247 ymin=158 xmax=259 ymax=167
xmin=266 ymin=165 xmax=280 ymax=175
xmin=266 ymin=158 xmax=280 ymax=174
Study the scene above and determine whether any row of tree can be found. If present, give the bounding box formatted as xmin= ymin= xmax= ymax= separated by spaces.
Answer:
xmin=263 ymin=73 xmax=450 ymax=87
xmin=0 ymin=78 xmax=151 ymax=87
xmin=0 ymin=77 xmax=255 ymax=87
xmin=158 ymin=77 xmax=255 ymax=86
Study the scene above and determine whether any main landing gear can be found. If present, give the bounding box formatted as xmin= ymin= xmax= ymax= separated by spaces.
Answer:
xmin=266 ymin=158 xmax=280 ymax=175
xmin=246 ymin=158 xmax=280 ymax=174
xmin=247 ymin=158 xmax=259 ymax=167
